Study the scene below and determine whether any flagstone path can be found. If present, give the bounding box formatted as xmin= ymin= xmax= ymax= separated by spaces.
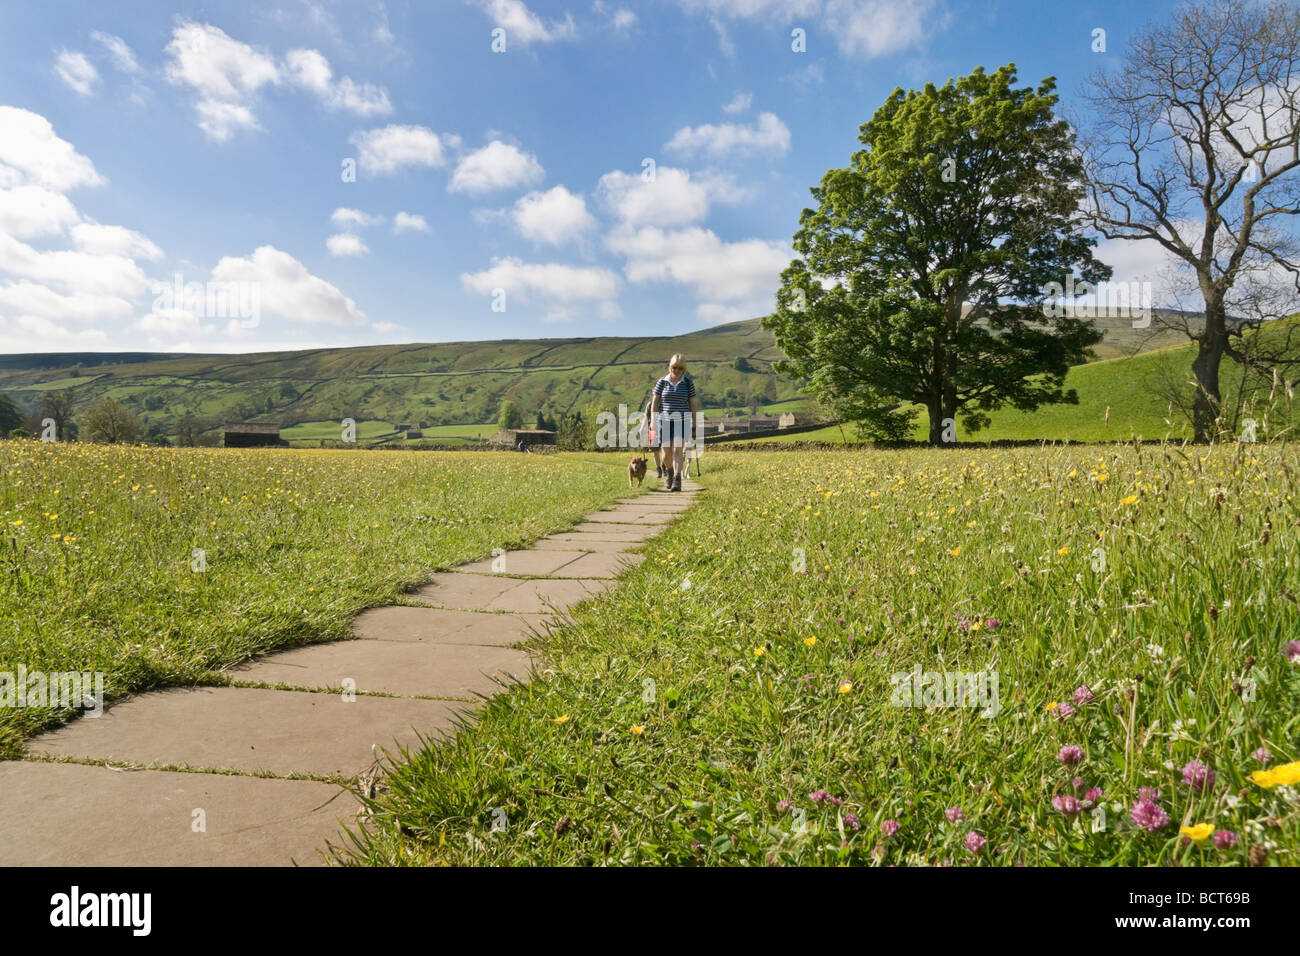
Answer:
xmin=0 ymin=479 xmax=701 ymax=866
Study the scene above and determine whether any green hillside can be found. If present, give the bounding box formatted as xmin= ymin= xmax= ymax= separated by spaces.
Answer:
xmin=0 ymin=319 xmax=795 ymax=444
xmin=0 ymin=310 xmax=1221 ymax=445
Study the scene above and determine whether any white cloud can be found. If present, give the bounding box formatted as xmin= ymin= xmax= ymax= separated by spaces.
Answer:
xmin=823 ymin=0 xmax=942 ymax=58
xmin=664 ymin=112 xmax=790 ymax=160
xmin=330 ymin=207 xmax=384 ymax=229
xmin=349 ymin=125 xmax=454 ymax=176
xmin=678 ymin=0 xmax=943 ymax=58
xmin=475 ymin=0 xmax=577 ymax=45
xmin=593 ymin=1 xmax=638 ymax=33
xmin=129 ymin=308 xmax=207 ymax=335
xmin=0 ymin=315 xmax=110 ymax=353
xmin=164 ymin=21 xmax=280 ymax=139
xmin=211 ymin=245 xmax=367 ymax=324
xmin=91 ymin=31 xmax=141 ymax=73
xmin=55 ymin=50 xmax=99 ymax=96
xmin=450 ymin=141 xmax=545 ymax=195
xmin=0 ymin=107 xmax=105 ymax=192
xmin=0 ymin=280 xmax=133 ymax=323
xmin=392 ymin=212 xmax=430 ymax=233
xmin=326 ymin=233 xmax=369 ymax=256
xmin=596 ymin=166 xmax=745 ymax=228
xmin=70 ymin=222 xmax=164 ymax=261
xmin=512 ymin=186 xmax=596 ymax=244
xmin=461 ymin=256 xmax=618 ymax=304
xmin=0 ymin=186 xmax=79 ymax=238
xmin=0 ymin=233 xmax=151 ymax=298
xmin=722 ymin=90 xmax=752 ymax=113
xmin=606 ymin=224 xmax=789 ymax=304
xmin=283 ymin=49 xmax=392 ymax=117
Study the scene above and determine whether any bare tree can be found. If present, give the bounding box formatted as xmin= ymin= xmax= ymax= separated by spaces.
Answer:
xmin=1082 ymin=0 xmax=1300 ymax=441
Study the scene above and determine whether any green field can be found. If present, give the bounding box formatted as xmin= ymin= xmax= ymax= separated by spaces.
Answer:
xmin=0 ymin=442 xmax=634 ymax=756
xmin=342 ymin=445 xmax=1300 ymax=866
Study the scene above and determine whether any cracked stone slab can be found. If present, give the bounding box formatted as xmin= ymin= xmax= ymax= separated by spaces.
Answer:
xmin=413 ymin=572 xmax=614 ymax=613
xmin=27 ymin=686 xmax=468 ymax=778
xmin=567 ymin=522 xmax=660 ymax=538
xmin=454 ymin=549 xmax=586 ymax=576
xmin=548 ymin=551 xmax=644 ymax=578
xmin=582 ymin=511 xmax=675 ymax=525
xmin=351 ymin=605 xmax=554 ymax=645
xmin=229 ymin=640 xmax=533 ymax=698
xmin=0 ymin=761 xmax=357 ymax=867
xmin=532 ymin=535 xmax=642 ymax=553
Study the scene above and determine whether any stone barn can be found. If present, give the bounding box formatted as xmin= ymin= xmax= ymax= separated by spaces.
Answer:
xmin=223 ymin=423 xmax=288 ymax=448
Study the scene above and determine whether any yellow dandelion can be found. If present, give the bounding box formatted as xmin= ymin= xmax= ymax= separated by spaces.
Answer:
xmin=949 ymin=547 xmax=961 ymax=556
xmin=1057 ymin=546 xmax=1070 ymax=555
xmin=630 ymin=725 xmax=644 ymax=736
xmin=1120 ymin=495 xmax=1138 ymax=505
xmin=838 ymin=681 xmax=853 ymax=694
xmin=553 ymin=715 xmax=569 ymax=725
xmin=803 ymin=636 xmax=817 ymax=646
xmin=753 ymin=646 xmax=766 ymax=658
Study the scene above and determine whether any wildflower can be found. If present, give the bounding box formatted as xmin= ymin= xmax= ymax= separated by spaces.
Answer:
xmin=881 ymin=819 xmax=899 ymax=837
xmin=843 ymin=813 xmax=861 ymax=831
xmin=1182 ymin=760 xmax=1215 ymax=793
xmin=1252 ymin=747 xmax=1273 ymax=765
xmin=1083 ymin=788 xmax=1104 ymax=805
xmin=1250 ymin=760 xmax=1300 ymax=788
xmin=1052 ymin=795 xmax=1081 ymax=815
xmin=1055 ymin=702 xmax=1075 ymax=720
xmin=1285 ymin=640 xmax=1300 ymax=663
xmin=1057 ymin=744 xmax=1084 ymax=766
xmin=1130 ymin=798 xmax=1170 ymax=832
xmin=1057 ymin=546 xmax=1070 ymax=555
xmin=965 ymin=831 xmax=986 ymax=853
xmin=809 ymin=790 xmax=829 ymax=803
xmin=1213 ymin=830 xmax=1239 ymax=850
xmin=1180 ymin=823 xmax=1214 ymax=844
xmin=1071 ymin=776 xmax=1084 ymax=790
xmin=1073 ymin=684 xmax=1094 ymax=705
xmin=776 ymin=799 xmax=792 ymax=812
xmin=1137 ymin=787 xmax=1162 ymax=802
xmin=1120 ymin=495 xmax=1138 ymax=505
xmin=945 ymin=807 xmax=964 ymax=823
xmin=985 ymin=619 xmax=1000 ymax=629
xmin=838 ymin=680 xmax=853 ymax=694
xmin=949 ymin=547 xmax=961 ymax=556
xmin=630 ymin=725 xmax=644 ymax=736
xmin=753 ymin=646 xmax=766 ymax=658
xmin=553 ymin=715 xmax=569 ymax=725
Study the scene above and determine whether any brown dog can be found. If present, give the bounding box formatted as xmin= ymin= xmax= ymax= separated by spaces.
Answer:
xmin=628 ymin=456 xmax=648 ymax=487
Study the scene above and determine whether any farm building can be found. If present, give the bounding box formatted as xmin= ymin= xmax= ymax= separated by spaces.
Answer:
xmin=488 ymin=428 xmax=556 ymax=450
xmin=222 ymin=422 xmax=288 ymax=448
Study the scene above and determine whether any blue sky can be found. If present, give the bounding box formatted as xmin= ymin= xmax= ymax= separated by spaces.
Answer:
xmin=0 ymin=0 xmax=1186 ymax=354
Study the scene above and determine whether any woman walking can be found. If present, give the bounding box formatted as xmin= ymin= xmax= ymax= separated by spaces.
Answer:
xmin=651 ymin=353 xmax=698 ymax=492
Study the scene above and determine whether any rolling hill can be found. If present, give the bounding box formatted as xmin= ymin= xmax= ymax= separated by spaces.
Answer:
xmin=0 ymin=311 xmax=1205 ymax=445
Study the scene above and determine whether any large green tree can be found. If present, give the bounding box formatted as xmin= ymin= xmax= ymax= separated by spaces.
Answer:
xmin=0 ymin=392 xmax=21 ymax=436
xmin=765 ymin=64 xmax=1110 ymax=444
xmin=82 ymin=397 xmax=140 ymax=444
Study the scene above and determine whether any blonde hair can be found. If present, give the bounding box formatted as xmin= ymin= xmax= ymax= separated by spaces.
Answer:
xmin=668 ymin=353 xmax=685 ymax=372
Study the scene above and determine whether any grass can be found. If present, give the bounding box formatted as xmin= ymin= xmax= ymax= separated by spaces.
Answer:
xmin=0 ymin=442 xmax=634 ymax=757
xmin=341 ymin=444 xmax=1300 ymax=866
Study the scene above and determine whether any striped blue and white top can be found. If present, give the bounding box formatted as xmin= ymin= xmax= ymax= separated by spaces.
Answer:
xmin=654 ymin=374 xmax=696 ymax=414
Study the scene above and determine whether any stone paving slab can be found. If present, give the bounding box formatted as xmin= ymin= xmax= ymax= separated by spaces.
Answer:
xmin=230 ymin=641 xmax=533 ymax=699
xmin=552 ymin=551 xmax=644 ymax=578
xmin=568 ymin=522 xmax=659 ymax=537
xmin=28 ymin=687 xmax=467 ymax=778
xmin=413 ymin=572 xmax=614 ymax=613
xmin=0 ymin=761 xmax=356 ymax=867
xmin=582 ymin=511 xmax=675 ymax=525
xmin=532 ymin=535 xmax=641 ymax=553
xmin=454 ymin=549 xmax=587 ymax=576
xmin=351 ymin=605 xmax=554 ymax=645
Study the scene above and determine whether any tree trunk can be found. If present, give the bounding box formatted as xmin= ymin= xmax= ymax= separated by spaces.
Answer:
xmin=927 ymin=397 xmax=945 ymax=445
xmin=1192 ymin=294 xmax=1226 ymax=442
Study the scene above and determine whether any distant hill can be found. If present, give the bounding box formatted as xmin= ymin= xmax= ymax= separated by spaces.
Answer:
xmin=0 ymin=311 xmax=1199 ymax=444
